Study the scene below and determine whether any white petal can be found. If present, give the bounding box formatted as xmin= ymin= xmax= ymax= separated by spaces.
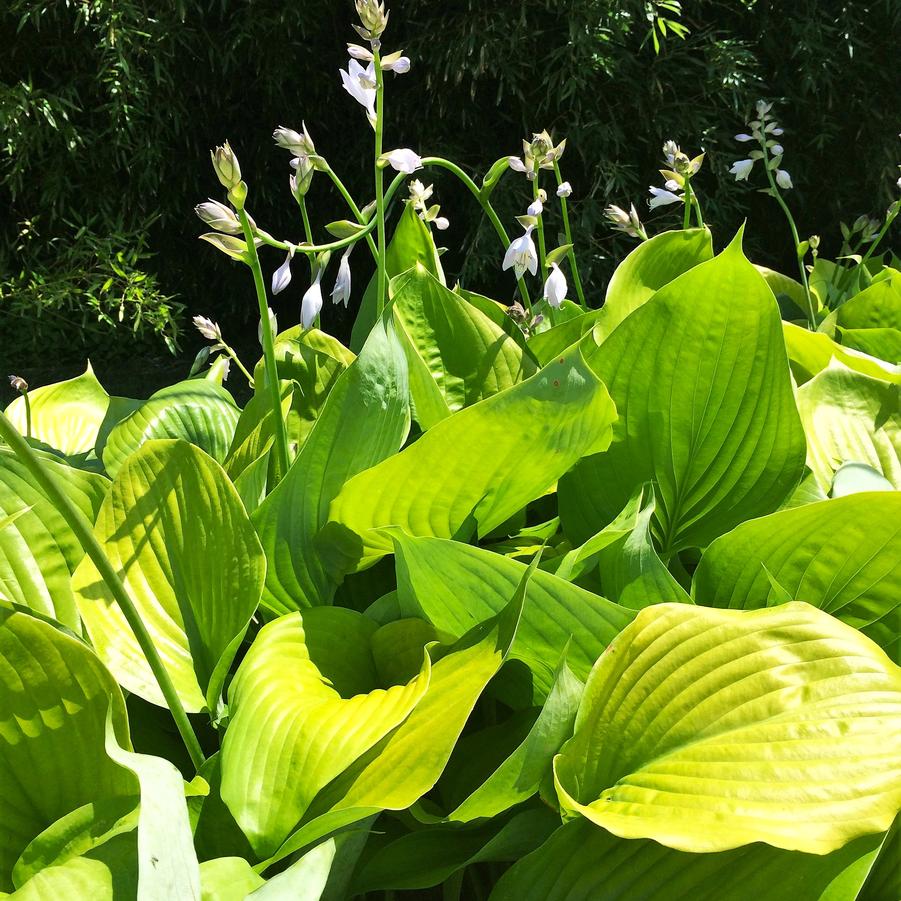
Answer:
xmin=433 ymin=216 xmax=450 ymax=230
xmin=543 ymin=264 xmax=567 ymax=308
xmin=386 ymin=148 xmax=422 ymax=173
xmin=728 ymin=159 xmax=755 ymax=181
xmin=556 ymin=181 xmax=572 ymax=197
xmin=776 ymin=169 xmax=793 ymax=190
xmin=527 ymin=198 xmax=543 ymax=216
xmin=507 ymin=157 xmax=527 ymax=173
xmin=271 ymin=253 xmax=293 ymax=295
xmin=301 ymin=282 xmax=323 ymax=329
xmin=734 ymin=133 xmax=754 ymax=142
xmin=648 ymin=187 xmax=683 ymax=208
xmin=524 ymin=234 xmax=538 ymax=276
xmin=502 ymin=241 xmax=518 ymax=271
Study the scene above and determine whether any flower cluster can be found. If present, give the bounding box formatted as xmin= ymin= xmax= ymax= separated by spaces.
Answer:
xmin=408 ymin=180 xmax=449 ymax=230
xmin=604 ymin=203 xmax=646 ymax=240
xmin=647 ymin=140 xmax=704 ymax=209
xmin=508 ymin=129 xmax=566 ymax=180
xmin=730 ymin=101 xmax=792 ymax=190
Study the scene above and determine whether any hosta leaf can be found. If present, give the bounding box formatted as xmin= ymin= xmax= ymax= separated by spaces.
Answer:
xmin=553 ymin=602 xmax=901 ymax=853
xmin=351 ymin=203 xmax=445 ymax=351
xmin=0 ymin=608 xmax=134 ymax=890
xmin=490 ymin=818 xmax=885 ymax=901
xmin=593 ymin=227 xmax=713 ymax=343
xmin=837 ymin=271 xmax=901 ymax=331
xmin=796 ymin=361 xmax=900 ymax=492
xmin=101 ymin=380 xmax=240 ymax=477
xmin=392 ymin=533 xmax=634 ymax=695
xmin=319 ymin=350 xmax=617 ymax=575
xmin=838 ymin=326 xmax=901 ymax=364
xmin=199 ymin=857 xmax=264 ymax=899
xmin=560 ymin=231 xmax=806 ymax=551
xmin=252 ymin=315 xmax=410 ymax=612
xmin=224 ymin=384 xmax=293 ymax=482
xmin=220 ymin=608 xmax=431 ymax=857
xmin=73 ymin=439 xmax=265 ymax=712
xmin=0 ymin=448 xmax=107 ymax=630
xmin=392 ymin=264 xmax=536 ymax=428
xmin=4 ymin=364 xmax=109 ymax=458
xmin=692 ymin=492 xmax=900 ymax=647
xmin=528 ymin=308 xmax=601 ymax=366
xmin=757 ymin=265 xmax=811 ymax=321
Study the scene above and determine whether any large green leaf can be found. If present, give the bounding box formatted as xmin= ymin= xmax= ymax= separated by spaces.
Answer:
xmin=351 ymin=203 xmax=445 ymax=352
xmin=838 ymin=325 xmax=901 ymax=364
xmin=691 ymin=492 xmax=900 ymax=644
xmin=4 ymin=364 xmax=109 ymax=458
xmin=101 ymin=380 xmax=240 ymax=477
xmin=490 ymin=818 xmax=885 ymax=901
xmin=392 ymin=265 xmax=537 ymax=428
xmin=837 ymin=270 xmax=901 ymax=331
xmin=553 ymin=602 xmax=901 ymax=853
xmin=73 ymin=439 xmax=265 ymax=712
xmin=593 ymin=227 xmax=713 ymax=343
xmin=318 ymin=349 xmax=617 ymax=575
xmin=252 ymin=315 xmax=410 ymax=612
xmin=392 ymin=533 xmax=634 ymax=695
xmin=796 ymin=361 xmax=900 ymax=492
xmin=0 ymin=608 xmax=134 ymax=891
xmin=220 ymin=607 xmax=431 ymax=857
xmin=559 ymin=231 xmax=806 ymax=551
xmin=0 ymin=448 xmax=107 ymax=630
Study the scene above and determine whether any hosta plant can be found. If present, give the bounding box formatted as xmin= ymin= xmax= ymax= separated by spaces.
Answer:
xmin=1 ymin=0 xmax=900 ymax=898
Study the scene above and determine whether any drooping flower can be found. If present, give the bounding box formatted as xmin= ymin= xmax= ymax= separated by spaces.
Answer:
xmin=527 ymin=197 xmax=544 ymax=217
xmin=729 ymin=159 xmax=755 ymax=181
xmin=331 ymin=249 xmax=352 ymax=307
xmin=556 ymin=181 xmax=572 ymax=198
xmin=382 ymin=148 xmax=423 ymax=173
xmin=543 ymin=263 xmax=567 ymax=308
xmin=381 ymin=52 xmax=410 ymax=73
xmin=648 ymin=182 xmax=684 ymax=209
xmin=271 ymin=250 xmax=294 ymax=295
xmin=775 ymin=168 xmax=793 ymax=190
xmin=301 ymin=271 xmax=324 ymax=329
xmin=340 ymin=59 xmax=377 ymax=127
xmin=502 ymin=226 xmax=538 ymax=280
xmin=433 ymin=216 xmax=449 ymax=230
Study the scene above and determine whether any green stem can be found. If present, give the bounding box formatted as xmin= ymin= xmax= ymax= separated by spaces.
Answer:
xmin=693 ymin=193 xmax=705 ymax=228
xmin=322 ymin=162 xmax=379 ymax=261
xmin=762 ymin=163 xmax=817 ymax=328
xmin=838 ymin=205 xmax=900 ymax=297
xmin=297 ymin=197 xmax=315 ymax=276
xmin=552 ymin=160 xmax=587 ymax=309
xmin=373 ymin=47 xmax=387 ymax=315
xmin=222 ymin=343 xmax=255 ymax=387
xmin=237 ymin=206 xmax=291 ymax=481
xmin=682 ymin=177 xmax=693 ymax=230
xmin=22 ymin=391 xmax=31 ymax=438
xmin=532 ymin=178 xmax=548 ymax=277
xmin=421 ymin=155 xmax=533 ymax=311
xmin=0 ymin=411 xmax=207 ymax=771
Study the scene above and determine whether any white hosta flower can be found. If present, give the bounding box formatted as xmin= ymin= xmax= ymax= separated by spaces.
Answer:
xmin=543 ymin=263 xmax=567 ymax=308
xmin=756 ymin=100 xmax=773 ymax=118
xmin=273 ymin=124 xmax=315 ymax=157
xmin=347 ymin=43 xmax=374 ymax=62
xmin=507 ymin=156 xmax=528 ymax=174
xmin=502 ymin=226 xmax=538 ymax=280
xmin=605 ymin=203 xmax=644 ymax=239
xmin=729 ymin=158 xmax=755 ymax=181
xmin=271 ymin=251 xmax=293 ymax=295
xmin=301 ymin=272 xmax=324 ymax=329
xmin=340 ymin=59 xmax=377 ymax=127
xmin=408 ymin=179 xmax=433 ymax=208
xmin=331 ymin=250 xmax=352 ymax=307
xmin=527 ymin=197 xmax=543 ymax=216
xmin=194 ymin=199 xmax=242 ymax=234
xmin=770 ymin=144 xmax=784 ymax=156
xmin=383 ymin=148 xmax=422 ymax=174
xmin=765 ymin=123 xmax=784 ymax=135
xmin=556 ymin=181 xmax=572 ymax=198
xmin=192 ymin=315 xmax=222 ymax=342
xmin=735 ymin=133 xmax=755 ymax=142
xmin=258 ymin=307 xmax=277 ymax=346
xmin=776 ymin=168 xmax=793 ymax=190
xmin=662 ymin=139 xmax=680 ymax=167
xmin=648 ymin=185 xmax=683 ymax=209
xmin=382 ymin=55 xmax=410 ymax=73
xmin=433 ymin=216 xmax=449 ymax=230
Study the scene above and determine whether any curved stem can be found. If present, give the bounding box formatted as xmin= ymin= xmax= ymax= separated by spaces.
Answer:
xmin=237 ymin=207 xmax=291 ymax=481
xmin=0 ymin=411 xmax=207 ymax=771
xmin=373 ymin=47 xmax=387 ymax=316
xmin=222 ymin=343 xmax=255 ymax=387
xmin=322 ymin=162 xmax=379 ymax=261
xmin=421 ymin=156 xmax=533 ymax=310
xmin=532 ymin=178 xmax=548 ymax=277
xmin=552 ymin=160 xmax=587 ymax=309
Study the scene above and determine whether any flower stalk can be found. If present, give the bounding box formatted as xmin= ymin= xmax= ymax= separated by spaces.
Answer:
xmin=373 ymin=45 xmax=388 ymax=315
xmin=552 ymin=160 xmax=587 ymax=309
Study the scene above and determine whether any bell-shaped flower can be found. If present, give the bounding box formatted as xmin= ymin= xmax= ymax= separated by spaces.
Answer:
xmin=433 ymin=216 xmax=450 ymax=230
xmin=648 ymin=182 xmax=684 ymax=209
xmin=729 ymin=159 xmax=755 ymax=181
xmin=502 ymin=225 xmax=538 ymax=280
xmin=408 ymin=179 xmax=434 ymax=208
xmin=527 ymin=197 xmax=543 ymax=217
xmin=556 ymin=181 xmax=572 ymax=198
xmin=258 ymin=307 xmax=278 ymax=346
xmin=775 ymin=168 xmax=793 ymax=190
xmin=347 ymin=43 xmax=374 ymax=62
xmin=271 ymin=250 xmax=294 ymax=295
xmin=543 ymin=263 xmax=567 ymax=308
xmin=380 ymin=51 xmax=410 ymax=73
xmin=340 ymin=59 xmax=377 ymax=128
xmin=507 ymin=156 xmax=529 ymax=174
xmin=301 ymin=271 xmax=324 ymax=329
xmin=382 ymin=148 xmax=422 ymax=174
xmin=331 ymin=249 xmax=352 ymax=307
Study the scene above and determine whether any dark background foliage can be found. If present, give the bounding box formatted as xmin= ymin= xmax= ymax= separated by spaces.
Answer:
xmin=2 ymin=0 xmax=899 ymax=400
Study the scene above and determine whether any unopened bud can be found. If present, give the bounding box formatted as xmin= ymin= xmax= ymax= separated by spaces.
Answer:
xmin=199 ymin=233 xmax=250 ymax=262
xmin=273 ymin=123 xmax=315 ymax=157
xmin=8 ymin=375 xmax=28 ymax=393
xmin=194 ymin=199 xmax=243 ymax=234
xmin=210 ymin=141 xmax=241 ymax=190
xmin=354 ymin=0 xmax=389 ymax=40
xmin=192 ymin=315 xmax=223 ymax=342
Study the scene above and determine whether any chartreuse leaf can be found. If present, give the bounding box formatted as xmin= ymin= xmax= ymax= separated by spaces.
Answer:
xmin=559 ymin=230 xmax=806 ymax=551
xmin=796 ymin=362 xmax=900 ymax=492
xmin=224 ymin=384 xmax=293 ymax=483
xmin=757 ymin=265 xmax=811 ymax=320
xmin=4 ymin=363 xmax=110 ymax=458
xmin=837 ymin=270 xmax=901 ymax=330
xmin=103 ymin=711 xmax=200 ymax=901
xmin=692 ymin=492 xmax=900 ymax=649
xmin=490 ymin=818 xmax=885 ymax=901
xmin=257 ymin=567 xmax=530 ymax=871
xmin=199 ymin=857 xmax=264 ymax=899
xmin=0 ymin=448 xmax=107 ymax=630
xmin=838 ymin=325 xmax=901 ymax=363
xmin=392 ymin=264 xmax=536 ymax=428
xmin=252 ymin=315 xmax=410 ymax=612
xmin=351 ymin=202 xmax=445 ymax=351
xmin=392 ymin=533 xmax=633 ymax=696
xmin=220 ymin=608 xmax=431 ymax=858
xmin=101 ymin=380 xmax=240 ymax=477
xmin=318 ymin=350 xmax=617 ymax=575
xmin=0 ymin=608 xmax=134 ymax=891
xmin=783 ymin=321 xmax=901 ymax=385
xmin=256 ymin=327 xmax=355 ymax=457
xmin=73 ymin=439 xmax=265 ymax=712
xmin=593 ymin=227 xmax=713 ymax=343
xmin=861 ymin=816 xmax=900 ymax=900
xmin=553 ymin=602 xmax=901 ymax=854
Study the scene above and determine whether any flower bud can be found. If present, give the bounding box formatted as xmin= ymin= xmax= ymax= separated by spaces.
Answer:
xmin=380 ymin=148 xmax=423 ymax=173
xmin=380 ymin=51 xmax=410 ymax=73
xmin=556 ymin=181 xmax=572 ymax=198
xmin=192 ymin=315 xmax=223 ymax=342
xmin=194 ymin=199 xmax=243 ymax=234
xmin=271 ymin=251 xmax=294 ymax=295
xmin=8 ymin=375 xmax=28 ymax=393
xmin=354 ymin=0 xmax=389 ymax=40
xmin=199 ymin=233 xmax=250 ymax=262
xmin=273 ymin=123 xmax=315 ymax=157
xmin=210 ymin=141 xmax=241 ymax=190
